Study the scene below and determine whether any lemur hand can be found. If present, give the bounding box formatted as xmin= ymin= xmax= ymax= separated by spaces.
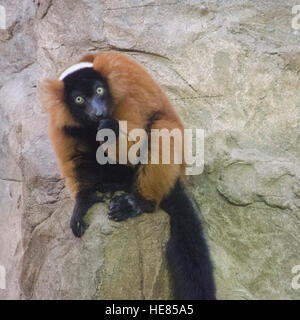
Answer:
xmin=70 ymin=207 xmax=87 ymax=237
xmin=98 ymin=118 xmax=119 ymax=138
xmin=70 ymin=191 xmax=105 ymax=237
xmin=108 ymin=193 xmax=155 ymax=222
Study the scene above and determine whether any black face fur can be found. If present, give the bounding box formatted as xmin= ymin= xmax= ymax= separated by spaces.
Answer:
xmin=63 ymin=68 xmax=112 ymax=126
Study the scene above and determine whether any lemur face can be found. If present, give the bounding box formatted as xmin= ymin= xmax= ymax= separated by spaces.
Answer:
xmin=63 ymin=68 xmax=112 ymax=125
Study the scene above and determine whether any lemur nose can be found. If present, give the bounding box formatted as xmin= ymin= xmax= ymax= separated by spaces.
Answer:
xmin=90 ymin=98 xmax=107 ymax=118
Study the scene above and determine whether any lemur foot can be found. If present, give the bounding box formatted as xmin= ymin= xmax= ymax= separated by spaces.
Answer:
xmin=108 ymin=193 xmax=155 ymax=222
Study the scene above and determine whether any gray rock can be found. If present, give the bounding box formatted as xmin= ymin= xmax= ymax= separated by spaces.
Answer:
xmin=0 ymin=0 xmax=299 ymax=299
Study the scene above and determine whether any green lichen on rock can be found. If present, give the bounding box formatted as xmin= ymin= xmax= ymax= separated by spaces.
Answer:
xmin=94 ymin=208 xmax=171 ymax=300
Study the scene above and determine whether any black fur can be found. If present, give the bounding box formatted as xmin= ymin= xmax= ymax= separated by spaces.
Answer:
xmin=98 ymin=118 xmax=120 ymax=139
xmin=62 ymin=68 xmax=136 ymax=237
xmin=68 ymin=135 xmax=134 ymax=237
xmin=63 ymin=68 xmax=112 ymax=125
xmin=64 ymin=123 xmax=133 ymax=193
xmin=68 ymin=146 xmax=135 ymax=236
xmin=161 ymin=180 xmax=216 ymax=300
xmin=64 ymin=125 xmax=98 ymax=147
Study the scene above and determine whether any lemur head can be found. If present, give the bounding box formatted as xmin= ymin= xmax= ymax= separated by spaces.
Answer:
xmin=60 ymin=62 xmax=112 ymax=126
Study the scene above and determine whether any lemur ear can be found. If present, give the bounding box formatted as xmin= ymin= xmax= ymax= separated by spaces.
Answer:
xmin=40 ymin=79 xmax=80 ymax=127
xmin=39 ymin=79 xmax=64 ymax=112
xmin=80 ymin=54 xmax=97 ymax=63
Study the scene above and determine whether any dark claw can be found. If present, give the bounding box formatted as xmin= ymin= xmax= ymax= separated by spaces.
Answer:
xmin=70 ymin=215 xmax=87 ymax=238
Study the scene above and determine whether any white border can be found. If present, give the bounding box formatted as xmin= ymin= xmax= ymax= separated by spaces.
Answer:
xmin=59 ymin=62 xmax=93 ymax=81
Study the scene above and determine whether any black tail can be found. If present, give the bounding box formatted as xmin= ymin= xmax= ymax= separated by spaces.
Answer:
xmin=161 ymin=180 xmax=216 ymax=300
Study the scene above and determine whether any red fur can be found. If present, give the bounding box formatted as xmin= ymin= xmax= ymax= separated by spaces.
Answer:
xmin=42 ymin=51 xmax=185 ymax=203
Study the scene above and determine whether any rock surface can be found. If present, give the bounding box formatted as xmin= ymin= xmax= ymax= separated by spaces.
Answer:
xmin=0 ymin=0 xmax=299 ymax=299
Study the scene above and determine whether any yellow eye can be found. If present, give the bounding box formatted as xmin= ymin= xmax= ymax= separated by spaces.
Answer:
xmin=75 ymin=96 xmax=84 ymax=104
xmin=96 ymin=87 xmax=104 ymax=95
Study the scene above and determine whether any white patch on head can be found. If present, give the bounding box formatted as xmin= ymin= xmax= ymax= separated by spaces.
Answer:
xmin=59 ymin=62 xmax=93 ymax=81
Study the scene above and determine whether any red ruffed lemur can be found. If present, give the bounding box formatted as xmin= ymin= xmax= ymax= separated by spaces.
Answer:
xmin=42 ymin=51 xmax=216 ymax=300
